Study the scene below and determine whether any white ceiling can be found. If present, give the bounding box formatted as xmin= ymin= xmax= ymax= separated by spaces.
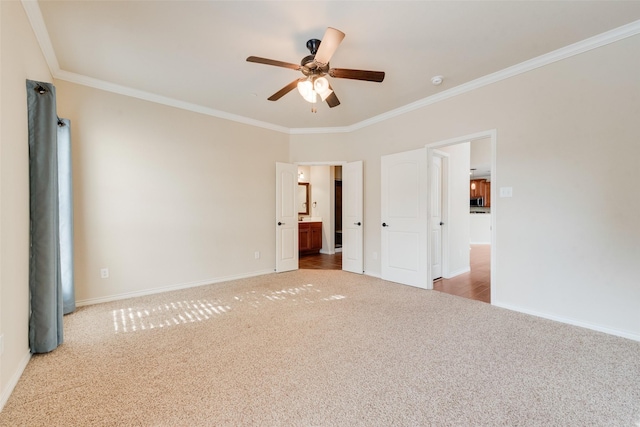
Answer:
xmin=29 ymin=1 xmax=640 ymax=131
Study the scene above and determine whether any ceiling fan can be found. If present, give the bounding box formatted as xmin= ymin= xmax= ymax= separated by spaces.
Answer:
xmin=246 ymin=27 xmax=385 ymax=112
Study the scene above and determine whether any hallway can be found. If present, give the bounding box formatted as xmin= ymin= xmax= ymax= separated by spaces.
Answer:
xmin=298 ymin=245 xmax=490 ymax=303
xmin=433 ymin=244 xmax=491 ymax=303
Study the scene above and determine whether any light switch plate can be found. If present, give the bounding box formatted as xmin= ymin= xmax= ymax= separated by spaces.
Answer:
xmin=499 ymin=187 xmax=513 ymax=198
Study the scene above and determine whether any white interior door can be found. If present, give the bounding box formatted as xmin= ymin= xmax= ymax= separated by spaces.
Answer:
xmin=431 ymin=155 xmax=443 ymax=279
xmin=342 ymin=161 xmax=363 ymax=274
xmin=275 ymin=162 xmax=298 ymax=272
xmin=381 ymin=148 xmax=428 ymax=288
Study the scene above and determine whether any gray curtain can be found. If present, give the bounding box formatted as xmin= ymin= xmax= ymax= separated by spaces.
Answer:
xmin=27 ymin=79 xmax=75 ymax=354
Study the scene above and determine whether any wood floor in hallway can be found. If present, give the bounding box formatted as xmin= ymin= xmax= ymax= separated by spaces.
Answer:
xmin=433 ymin=244 xmax=491 ymax=303
xmin=298 ymin=244 xmax=490 ymax=304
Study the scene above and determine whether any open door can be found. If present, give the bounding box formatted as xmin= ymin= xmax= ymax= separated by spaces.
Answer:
xmin=381 ymin=148 xmax=428 ymax=288
xmin=431 ymin=154 xmax=443 ymax=280
xmin=275 ymin=162 xmax=298 ymax=272
xmin=342 ymin=161 xmax=363 ymax=273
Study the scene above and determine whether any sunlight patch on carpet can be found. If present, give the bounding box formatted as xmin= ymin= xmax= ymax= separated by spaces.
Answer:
xmin=112 ymin=299 xmax=230 ymax=333
xmin=111 ymin=283 xmax=346 ymax=333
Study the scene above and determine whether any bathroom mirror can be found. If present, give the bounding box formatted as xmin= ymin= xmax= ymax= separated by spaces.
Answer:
xmin=298 ymin=183 xmax=309 ymax=215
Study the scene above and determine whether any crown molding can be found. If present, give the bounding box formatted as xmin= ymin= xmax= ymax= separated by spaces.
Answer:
xmin=54 ymin=70 xmax=290 ymax=134
xmin=21 ymin=0 xmax=60 ymax=74
xmin=21 ymin=0 xmax=640 ymax=136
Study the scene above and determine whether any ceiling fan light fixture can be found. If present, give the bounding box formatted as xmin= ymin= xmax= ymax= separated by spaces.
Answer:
xmin=247 ymin=27 xmax=382 ymax=111
xmin=314 ymin=77 xmax=333 ymax=101
xmin=297 ymin=79 xmax=316 ymax=103
xmin=297 ymin=77 xmax=332 ymax=104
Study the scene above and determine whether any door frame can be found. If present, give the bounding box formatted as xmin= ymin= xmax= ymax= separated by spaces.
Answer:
xmin=430 ymin=149 xmax=450 ymax=281
xmin=295 ymin=160 xmax=363 ymax=274
xmin=425 ymin=129 xmax=497 ymax=302
xmin=296 ymin=161 xmax=347 ymax=256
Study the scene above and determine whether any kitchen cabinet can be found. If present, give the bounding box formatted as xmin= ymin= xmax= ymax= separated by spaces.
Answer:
xmin=470 ymin=179 xmax=491 ymax=207
xmin=485 ymin=182 xmax=491 ymax=207
xmin=299 ymin=221 xmax=322 ymax=254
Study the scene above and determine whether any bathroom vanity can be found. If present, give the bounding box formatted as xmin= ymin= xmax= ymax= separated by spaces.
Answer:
xmin=298 ymin=220 xmax=322 ymax=255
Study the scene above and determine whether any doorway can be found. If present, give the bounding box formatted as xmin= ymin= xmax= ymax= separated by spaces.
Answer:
xmin=294 ymin=162 xmax=363 ymax=272
xmin=426 ymin=130 xmax=495 ymax=303
xmin=299 ymin=165 xmax=343 ymax=270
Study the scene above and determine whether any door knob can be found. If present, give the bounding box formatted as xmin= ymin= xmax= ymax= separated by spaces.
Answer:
xmin=382 ymin=222 xmax=389 ymax=227
xmin=439 ymin=221 xmax=444 ymax=226
xmin=277 ymin=222 xmax=284 ymax=226
xmin=354 ymin=222 xmax=362 ymax=226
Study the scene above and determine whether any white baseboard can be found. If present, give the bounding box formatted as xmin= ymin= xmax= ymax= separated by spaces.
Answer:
xmin=0 ymin=350 xmax=31 ymax=412
xmin=492 ymin=301 xmax=640 ymax=342
xmin=444 ymin=267 xmax=471 ymax=279
xmin=76 ymin=269 xmax=274 ymax=307
xmin=319 ymin=249 xmax=335 ymax=255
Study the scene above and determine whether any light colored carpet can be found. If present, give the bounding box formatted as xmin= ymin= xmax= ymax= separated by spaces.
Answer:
xmin=1 ymin=270 xmax=639 ymax=426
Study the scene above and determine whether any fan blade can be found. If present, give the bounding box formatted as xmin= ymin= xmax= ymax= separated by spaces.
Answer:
xmin=247 ymin=56 xmax=301 ymax=71
xmin=267 ymin=79 xmax=301 ymax=101
xmin=314 ymin=27 xmax=345 ymax=66
xmin=325 ymin=90 xmax=340 ymax=108
xmin=329 ymin=68 xmax=385 ymax=82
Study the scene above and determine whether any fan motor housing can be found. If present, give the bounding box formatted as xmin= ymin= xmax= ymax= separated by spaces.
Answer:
xmin=301 ymin=55 xmax=329 ymax=76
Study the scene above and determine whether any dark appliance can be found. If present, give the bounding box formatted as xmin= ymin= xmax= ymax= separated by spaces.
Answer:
xmin=470 ymin=197 xmax=484 ymax=207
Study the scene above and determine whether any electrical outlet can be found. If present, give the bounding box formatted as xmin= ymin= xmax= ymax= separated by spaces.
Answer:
xmin=254 ymin=251 xmax=260 ymax=259
xmin=100 ymin=268 xmax=109 ymax=279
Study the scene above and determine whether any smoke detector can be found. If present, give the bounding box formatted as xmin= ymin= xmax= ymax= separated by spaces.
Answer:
xmin=431 ymin=75 xmax=444 ymax=86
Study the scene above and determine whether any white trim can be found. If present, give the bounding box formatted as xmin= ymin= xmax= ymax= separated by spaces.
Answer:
xmin=443 ymin=267 xmax=471 ymax=279
xmin=290 ymin=126 xmax=353 ymax=135
xmin=20 ymin=1 xmax=640 ymax=135
xmin=364 ymin=271 xmax=382 ymax=279
xmin=54 ymin=70 xmax=290 ymax=134
xmin=493 ymin=301 xmax=640 ymax=343
xmin=295 ymin=161 xmax=347 ymax=166
xmin=0 ymin=350 xmax=31 ymax=412
xmin=20 ymin=0 xmax=60 ymax=74
xmin=76 ymin=269 xmax=273 ymax=307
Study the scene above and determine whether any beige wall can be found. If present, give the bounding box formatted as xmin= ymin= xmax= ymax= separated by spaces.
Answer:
xmin=291 ymin=35 xmax=640 ymax=339
xmin=470 ymin=137 xmax=491 ymax=178
xmin=54 ymin=81 xmax=289 ymax=304
xmin=0 ymin=0 xmax=54 ymax=404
